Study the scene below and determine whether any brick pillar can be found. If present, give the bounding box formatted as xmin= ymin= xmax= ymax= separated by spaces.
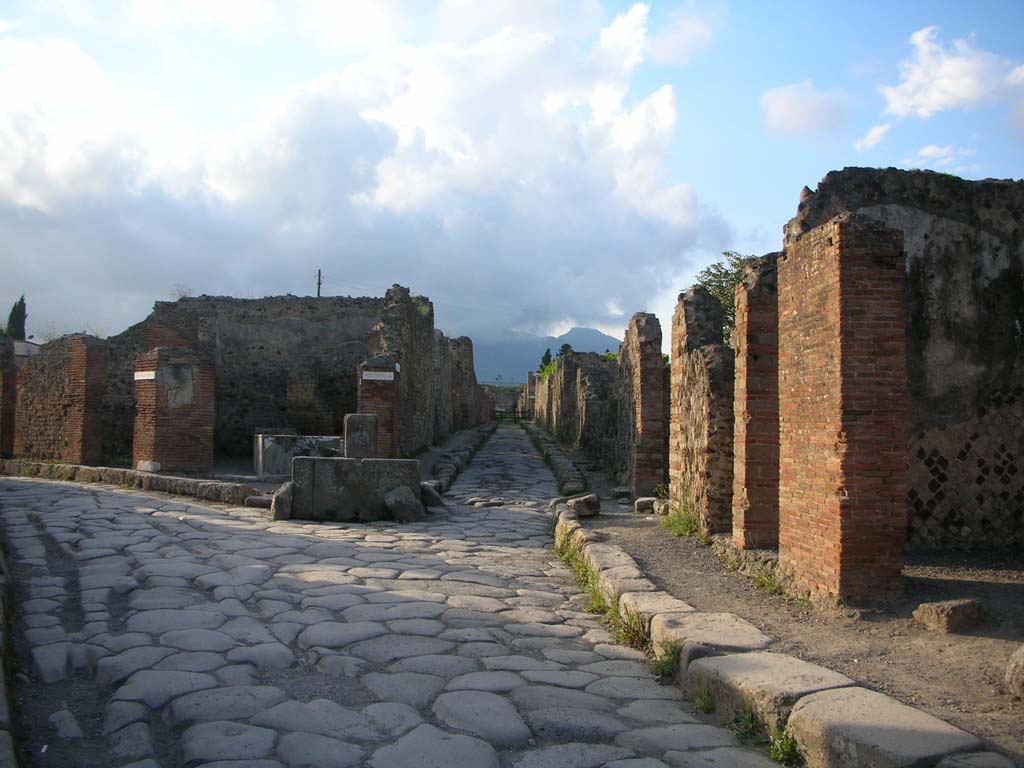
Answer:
xmin=357 ymin=355 xmax=401 ymax=458
xmin=732 ymin=255 xmax=780 ymax=549
xmin=0 ymin=337 xmax=14 ymax=458
xmin=132 ymin=347 xmax=214 ymax=473
xmin=778 ymin=215 xmax=907 ymax=602
xmin=625 ymin=313 xmax=667 ymax=497
xmin=669 ymin=288 xmax=734 ymax=534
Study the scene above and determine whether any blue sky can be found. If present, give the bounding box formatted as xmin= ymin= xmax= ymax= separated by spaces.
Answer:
xmin=1 ymin=1 xmax=1022 ymax=345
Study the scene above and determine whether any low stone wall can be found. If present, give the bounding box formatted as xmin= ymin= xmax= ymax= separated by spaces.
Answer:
xmin=0 ymin=459 xmax=253 ymax=505
xmin=254 ymin=434 xmax=343 ymax=478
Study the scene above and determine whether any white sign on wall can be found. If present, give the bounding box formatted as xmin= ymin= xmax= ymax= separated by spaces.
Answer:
xmin=133 ymin=371 xmax=157 ymax=381
xmin=362 ymin=371 xmax=395 ymax=382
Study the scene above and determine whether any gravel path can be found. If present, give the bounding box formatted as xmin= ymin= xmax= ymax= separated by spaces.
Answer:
xmin=0 ymin=425 xmax=775 ymax=768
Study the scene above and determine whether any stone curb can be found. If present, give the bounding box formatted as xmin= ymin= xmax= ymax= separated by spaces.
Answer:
xmin=523 ymin=424 xmax=587 ymax=495
xmin=549 ymin=505 xmax=1004 ymax=768
xmin=428 ymin=422 xmax=498 ymax=493
xmin=0 ymin=546 xmax=19 ymax=768
xmin=0 ymin=459 xmax=254 ymax=506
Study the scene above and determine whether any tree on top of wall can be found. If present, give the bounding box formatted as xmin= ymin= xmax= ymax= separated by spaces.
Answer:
xmin=4 ymin=295 xmax=26 ymax=340
xmin=540 ymin=348 xmax=552 ymax=368
xmin=694 ymin=252 xmax=757 ymax=346
xmin=557 ymin=343 xmax=572 ymax=357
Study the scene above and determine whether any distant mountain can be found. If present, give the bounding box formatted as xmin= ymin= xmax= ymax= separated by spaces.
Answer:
xmin=472 ymin=327 xmax=623 ymax=384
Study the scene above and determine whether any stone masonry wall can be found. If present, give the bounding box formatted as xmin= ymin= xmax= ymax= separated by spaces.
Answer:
xmin=788 ymin=168 xmax=1024 ymax=549
xmin=778 ymin=215 xmax=907 ymax=602
xmin=139 ymin=294 xmax=386 ymax=455
xmin=670 ymin=288 xmax=734 ymax=535
xmin=732 ymin=255 xmax=780 ymax=549
xmin=574 ymin=356 xmax=616 ymax=459
xmin=357 ymin=354 xmax=400 ymax=459
xmin=132 ymin=347 xmax=215 ymax=473
xmin=13 ymin=335 xmax=107 ymax=465
xmin=432 ymin=330 xmax=454 ymax=442
xmin=615 ymin=313 xmax=668 ymax=497
xmin=0 ymin=337 xmax=14 ymax=458
xmin=450 ymin=337 xmax=483 ymax=431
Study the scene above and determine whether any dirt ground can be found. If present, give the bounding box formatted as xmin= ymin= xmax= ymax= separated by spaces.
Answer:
xmin=575 ymin=467 xmax=1024 ymax=763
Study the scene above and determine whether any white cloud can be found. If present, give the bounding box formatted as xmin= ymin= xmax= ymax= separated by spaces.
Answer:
xmin=760 ymin=80 xmax=847 ymax=137
xmin=645 ymin=8 xmax=713 ymax=66
xmin=853 ymin=122 xmax=890 ymax=152
xmin=0 ymin=9 xmax=729 ymax=342
xmin=901 ymin=143 xmax=975 ymax=169
xmin=882 ymin=26 xmax=1023 ymax=118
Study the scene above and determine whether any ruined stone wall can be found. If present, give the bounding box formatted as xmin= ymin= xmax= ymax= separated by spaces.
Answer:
xmin=139 ymin=294 xmax=386 ymax=455
xmin=432 ymin=330 xmax=454 ymax=442
xmin=13 ymin=335 xmax=107 ymax=465
xmin=518 ymin=372 xmax=537 ymax=418
xmin=574 ymin=356 xmax=616 ymax=459
xmin=102 ymin=320 xmax=149 ymax=465
xmin=669 ymin=288 xmax=734 ymax=535
xmin=778 ymin=215 xmax=907 ymax=601
xmin=614 ymin=313 xmax=668 ymax=497
xmin=450 ymin=337 xmax=482 ymax=431
xmin=789 ymin=168 xmax=1024 ymax=549
xmin=370 ymin=286 xmax=437 ymax=456
xmin=534 ymin=375 xmax=552 ymax=429
xmin=132 ymin=348 xmax=215 ymax=473
xmin=732 ymin=255 xmax=780 ymax=549
xmin=0 ymin=337 xmax=14 ymax=458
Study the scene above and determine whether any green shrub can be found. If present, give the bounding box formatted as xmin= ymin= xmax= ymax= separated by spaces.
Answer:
xmin=768 ymin=728 xmax=802 ymax=766
xmin=652 ymin=641 xmax=681 ymax=680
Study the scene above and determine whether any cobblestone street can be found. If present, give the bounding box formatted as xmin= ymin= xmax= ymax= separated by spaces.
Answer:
xmin=0 ymin=425 xmax=771 ymax=768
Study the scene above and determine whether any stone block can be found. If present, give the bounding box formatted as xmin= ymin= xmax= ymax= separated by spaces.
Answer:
xmin=649 ymin=613 xmax=772 ymax=680
xmin=619 ymin=591 xmax=695 ymax=634
xmin=567 ymin=493 xmax=601 ymax=517
xmin=634 ymin=497 xmax=656 ymax=514
xmin=270 ymin=481 xmax=293 ymax=521
xmin=255 ymin=434 xmax=343 ymax=479
xmin=1006 ymin=644 xmax=1024 ymax=700
xmin=935 ymin=753 xmax=1018 ymax=768
xmin=345 ymin=414 xmax=379 ymax=459
xmin=912 ymin=599 xmax=985 ymax=634
xmin=788 ymin=687 xmax=982 ymax=768
xmin=385 ymin=486 xmax=427 ymax=523
xmin=686 ymin=651 xmax=854 ymax=732
xmin=291 ymin=457 xmax=420 ymax=523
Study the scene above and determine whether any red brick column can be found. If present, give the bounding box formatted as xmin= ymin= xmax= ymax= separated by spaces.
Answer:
xmin=732 ymin=255 xmax=780 ymax=549
xmin=778 ymin=215 xmax=907 ymax=602
xmin=625 ymin=313 xmax=667 ymax=497
xmin=132 ymin=348 xmax=214 ymax=473
xmin=357 ymin=357 xmax=401 ymax=458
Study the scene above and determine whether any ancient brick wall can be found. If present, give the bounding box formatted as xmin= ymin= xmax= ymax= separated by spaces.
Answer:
xmin=132 ymin=348 xmax=215 ymax=473
xmin=789 ymin=168 xmax=1024 ymax=549
xmin=0 ymin=337 xmax=14 ymax=458
xmin=13 ymin=335 xmax=107 ymax=465
xmin=732 ymin=255 xmax=780 ymax=549
xmin=432 ymin=330 xmax=454 ymax=442
xmin=574 ymin=356 xmax=616 ymax=458
xmin=534 ymin=375 xmax=552 ymax=429
xmin=778 ymin=216 xmax=907 ymax=602
xmin=669 ymin=288 xmax=734 ymax=535
xmin=615 ymin=313 xmax=668 ymax=497
xmin=357 ymin=354 xmax=401 ymax=458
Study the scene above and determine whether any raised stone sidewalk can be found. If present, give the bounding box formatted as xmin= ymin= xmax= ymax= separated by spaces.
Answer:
xmin=0 ymin=424 xmax=778 ymax=768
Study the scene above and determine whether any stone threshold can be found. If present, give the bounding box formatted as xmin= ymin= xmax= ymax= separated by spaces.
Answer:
xmin=548 ymin=502 xmax=1013 ymax=768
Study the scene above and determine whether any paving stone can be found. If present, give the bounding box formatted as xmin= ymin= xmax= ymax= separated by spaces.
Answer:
xmin=446 ymin=670 xmax=525 ymax=692
xmin=662 ymin=747 xmax=777 ymax=767
xmin=432 ymin=690 xmax=532 ymax=747
xmin=511 ymin=684 xmax=612 ymax=712
xmin=110 ymin=721 xmax=154 ymax=761
xmin=277 ymin=732 xmax=363 ymax=768
xmin=585 ymin=676 xmax=680 ymax=700
xmin=96 ymin=646 xmax=181 ymax=685
xmin=105 ymin=700 xmax=149 ymax=735
xmin=31 ymin=642 xmax=68 ymax=683
xmin=788 ymin=687 xmax=983 ymax=768
xmin=686 ymin=651 xmax=855 ymax=730
xmin=48 ymin=708 xmax=83 ymax=738
xmin=159 ymin=628 xmax=238 ymax=652
xmin=348 ymin=635 xmax=456 ymax=663
xmin=369 ymin=723 xmax=499 ymax=768
xmin=125 ymin=609 xmax=226 ymax=634
xmin=296 ymin=621 xmax=387 ymax=650
xmin=527 ymin=706 xmax=630 ymax=741
xmin=541 ymin=648 xmax=603 ymax=665
xmin=361 ymin=672 xmax=445 ymax=709
xmin=481 ymin=655 xmax=565 ymax=672
xmin=251 ymin=699 xmax=380 ymax=741
xmin=155 ymin=651 xmax=229 ymax=672
xmin=181 ymin=721 xmax=277 ymax=764
xmin=580 ymin=660 xmax=652 ymax=677
xmin=617 ymin=700 xmax=697 ymax=725
xmin=113 ymin=670 xmax=219 ymax=708
xmin=362 ymin=702 xmax=424 ymax=737
xmin=390 ymin=654 xmax=479 ymax=678
xmin=317 ymin=655 xmax=370 ymax=677
xmin=615 ymin=724 xmax=739 ymax=753
xmin=607 ymin=760 xmax=670 ymax=768
xmin=226 ymin=643 xmax=294 ymax=670
xmin=512 ymin=743 xmax=635 ymax=768
xmin=935 ymin=753 xmax=1019 ymax=768
xmin=166 ymin=685 xmax=288 ymax=725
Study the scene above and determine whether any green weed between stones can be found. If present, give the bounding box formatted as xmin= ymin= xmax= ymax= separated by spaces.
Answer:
xmin=661 ymin=499 xmax=709 ymax=545
xmin=732 ymin=709 xmax=759 ymax=741
xmin=651 ymin=641 xmax=681 ymax=680
xmin=607 ymin=606 xmax=649 ymax=651
xmin=691 ymin=685 xmax=714 ymax=714
xmin=754 ymin=570 xmax=786 ymax=595
xmin=768 ymin=728 xmax=802 ymax=766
